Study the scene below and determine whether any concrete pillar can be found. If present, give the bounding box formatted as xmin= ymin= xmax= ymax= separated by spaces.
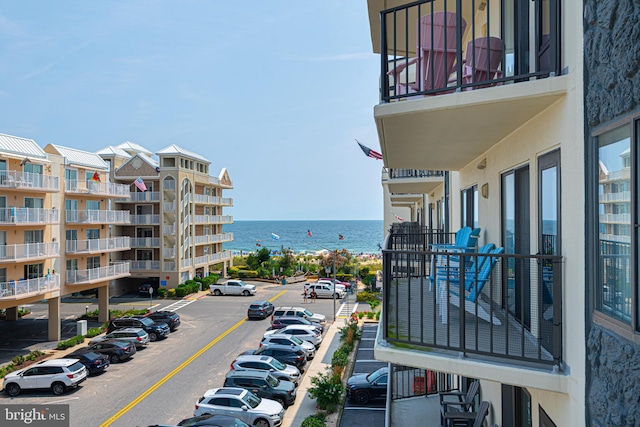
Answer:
xmin=98 ymin=286 xmax=109 ymax=323
xmin=222 ymin=260 xmax=228 ymax=278
xmin=5 ymin=306 xmax=19 ymax=321
xmin=48 ymin=297 xmax=61 ymax=341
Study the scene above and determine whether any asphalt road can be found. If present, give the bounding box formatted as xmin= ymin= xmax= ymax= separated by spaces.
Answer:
xmin=0 ymin=281 xmax=344 ymax=427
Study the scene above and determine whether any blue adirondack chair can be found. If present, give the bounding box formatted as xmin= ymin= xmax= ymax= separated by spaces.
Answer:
xmin=435 ymin=243 xmax=496 ymax=297
xmin=440 ymin=247 xmax=504 ymax=325
xmin=429 ymin=227 xmax=481 ymax=291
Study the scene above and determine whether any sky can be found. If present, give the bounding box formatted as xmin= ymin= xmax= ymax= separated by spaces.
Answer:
xmin=0 ymin=1 xmax=383 ymax=221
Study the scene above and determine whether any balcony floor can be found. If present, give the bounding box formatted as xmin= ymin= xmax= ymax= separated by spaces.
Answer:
xmin=386 ymin=277 xmax=554 ymax=364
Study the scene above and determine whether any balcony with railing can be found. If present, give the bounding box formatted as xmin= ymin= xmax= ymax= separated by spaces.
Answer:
xmin=66 ymin=262 xmax=130 ymax=285
xmin=163 ymin=201 xmax=176 ymax=212
xmin=0 ymin=171 xmax=59 ymax=192
xmin=0 ymin=242 xmax=60 ymax=262
xmin=66 ymin=210 xmax=130 ymax=224
xmin=194 ymin=232 xmax=234 ymax=245
xmin=117 ymin=191 xmax=160 ymax=202
xmin=384 ymin=168 xmax=445 ymax=194
xmin=65 ymin=237 xmax=130 ymax=254
xmin=130 ymin=214 xmax=160 ymax=225
xmin=129 ymin=260 xmax=161 ymax=271
xmin=194 ymin=250 xmax=233 ymax=266
xmin=65 ymin=179 xmax=129 ymax=197
xmin=130 ymin=237 xmax=160 ymax=247
xmin=193 ymin=194 xmax=234 ymax=206
xmin=368 ymin=0 xmax=566 ymax=170
xmin=0 ymin=275 xmax=60 ymax=299
xmin=0 ymin=208 xmax=59 ymax=225
xmin=378 ymin=228 xmax=565 ymax=392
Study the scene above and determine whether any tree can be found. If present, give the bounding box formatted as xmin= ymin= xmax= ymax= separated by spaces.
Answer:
xmin=257 ymin=247 xmax=271 ymax=264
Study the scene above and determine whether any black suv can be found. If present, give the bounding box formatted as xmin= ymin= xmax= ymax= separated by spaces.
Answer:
xmin=223 ymin=370 xmax=296 ymax=408
xmin=107 ymin=316 xmax=170 ymax=341
xmin=146 ymin=310 xmax=180 ymax=332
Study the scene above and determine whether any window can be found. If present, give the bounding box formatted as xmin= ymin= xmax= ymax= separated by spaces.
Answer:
xmin=24 ymin=163 xmax=42 ymax=174
xmin=87 ymin=229 xmax=99 ymax=240
xmin=86 ymin=200 xmax=100 ymax=210
xmin=25 ymin=263 xmax=43 ymax=279
xmin=595 ymin=125 xmax=632 ymax=324
xmin=502 ymin=385 xmax=531 ymax=427
xmin=461 ymin=185 xmax=478 ymax=228
xmin=24 ymin=197 xmax=43 ymax=209
xmin=87 ymin=256 xmax=100 ymax=270
xmin=67 ymin=259 xmax=78 ymax=271
xmin=24 ymin=230 xmax=43 ymax=244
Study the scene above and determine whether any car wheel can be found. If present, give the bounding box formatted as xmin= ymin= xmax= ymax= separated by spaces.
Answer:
xmin=5 ymin=383 xmax=20 ymax=397
xmin=149 ymin=332 xmax=158 ymax=341
xmin=110 ymin=354 xmax=120 ymax=364
xmin=354 ymin=390 xmax=371 ymax=405
xmin=51 ymin=382 xmax=66 ymax=395
xmin=254 ymin=418 xmax=270 ymax=427
xmin=274 ymin=397 xmax=287 ymax=408
xmin=213 ymin=289 xmax=222 ymax=296
xmin=242 ymin=290 xmax=250 ymax=296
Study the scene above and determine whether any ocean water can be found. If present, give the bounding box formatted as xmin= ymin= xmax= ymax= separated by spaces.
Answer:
xmin=223 ymin=220 xmax=384 ymax=254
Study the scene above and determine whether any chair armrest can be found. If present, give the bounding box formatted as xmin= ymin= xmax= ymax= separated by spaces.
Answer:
xmin=443 ymin=411 xmax=478 ymax=421
xmin=441 ymin=401 xmax=473 ymax=410
xmin=387 ymin=57 xmax=419 ymax=75
xmin=439 ymin=391 xmax=466 ymax=402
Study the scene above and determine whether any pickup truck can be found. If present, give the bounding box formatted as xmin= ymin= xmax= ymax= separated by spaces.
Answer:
xmin=209 ymin=280 xmax=257 ymax=296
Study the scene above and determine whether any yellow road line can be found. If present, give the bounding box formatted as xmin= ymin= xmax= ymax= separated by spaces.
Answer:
xmin=99 ymin=289 xmax=286 ymax=427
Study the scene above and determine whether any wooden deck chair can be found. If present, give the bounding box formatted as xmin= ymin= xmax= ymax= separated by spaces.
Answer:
xmin=435 ymin=243 xmax=496 ymax=298
xmin=388 ymin=12 xmax=467 ymax=95
xmin=443 ymin=400 xmax=490 ymax=427
xmin=440 ymin=247 xmax=504 ymax=325
xmin=462 ymin=36 xmax=503 ymax=89
xmin=440 ymin=380 xmax=480 ymax=427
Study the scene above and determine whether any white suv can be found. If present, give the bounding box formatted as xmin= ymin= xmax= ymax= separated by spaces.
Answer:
xmin=3 ymin=358 xmax=87 ymax=396
xmin=305 ymin=283 xmax=345 ymax=299
xmin=194 ymin=387 xmax=285 ymax=427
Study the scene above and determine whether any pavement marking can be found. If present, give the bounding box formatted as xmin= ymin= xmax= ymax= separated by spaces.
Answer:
xmin=99 ymin=289 xmax=287 ymax=427
xmin=354 ymin=359 xmax=381 ymax=363
xmin=343 ymin=407 xmax=386 ymax=411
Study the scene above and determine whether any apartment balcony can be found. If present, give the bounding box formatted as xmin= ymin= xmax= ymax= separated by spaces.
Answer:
xmin=377 ymin=229 xmax=565 ymax=392
xmin=130 ymin=214 xmax=160 ymax=225
xmin=599 ymin=213 xmax=631 ymax=224
xmin=164 ymin=261 xmax=176 ymax=271
xmin=209 ymin=176 xmax=233 ymax=189
xmin=384 ymin=168 xmax=445 ymax=194
xmin=163 ymin=202 xmax=176 ymax=212
xmin=0 ymin=242 xmax=60 ymax=263
xmin=117 ymin=191 xmax=160 ymax=202
xmin=66 ymin=262 xmax=130 ymax=285
xmin=65 ymin=180 xmax=129 ymax=198
xmin=0 ymin=275 xmax=60 ymax=300
xmin=0 ymin=171 xmax=59 ymax=193
xmin=66 ymin=210 xmax=130 ymax=224
xmin=194 ymin=250 xmax=234 ymax=266
xmin=193 ymin=194 xmax=234 ymax=206
xmin=130 ymin=237 xmax=160 ymax=248
xmin=194 ymin=233 xmax=234 ymax=245
xmin=599 ymin=191 xmax=631 ymax=203
xmin=368 ymin=0 xmax=566 ymax=170
xmin=163 ymin=225 xmax=176 ymax=235
xmin=65 ymin=237 xmax=131 ymax=254
xmin=129 ymin=260 xmax=161 ymax=271
xmin=0 ymin=208 xmax=59 ymax=225
xmin=192 ymin=215 xmax=233 ymax=225
xmin=163 ymin=247 xmax=176 ymax=258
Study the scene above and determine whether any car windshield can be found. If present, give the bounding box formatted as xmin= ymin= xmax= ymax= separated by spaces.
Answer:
xmin=366 ymin=368 xmax=387 ymax=383
xmin=78 ymin=352 xmax=101 ymax=360
xmin=289 ymin=336 xmax=303 ymax=345
xmin=266 ymin=374 xmax=279 ymax=387
xmin=271 ymin=359 xmax=286 ymax=370
xmin=70 ymin=361 xmax=85 ymax=371
xmin=299 ymin=318 xmax=311 ymax=325
xmin=241 ymin=391 xmax=261 ymax=408
xmin=237 ymin=280 xmax=247 ymax=286
xmin=303 ymin=309 xmax=314 ymax=316
xmin=138 ymin=317 xmax=154 ymax=326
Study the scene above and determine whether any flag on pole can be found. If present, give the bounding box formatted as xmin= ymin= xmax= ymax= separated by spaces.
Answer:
xmin=271 ymin=233 xmax=280 ymax=240
xmin=356 ymin=139 xmax=383 ymax=160
xmin=338 ymin=234 xmax=345 ymax=240
xmin=394 ymin=213 xmax=404 ymax=222
xmin=307 ymin=230 xmax=313 ymax=237
xmin=134 ymin=177 xmax=147 ymax=192
xmin=91 ymin=172 xmax=101 ymax=182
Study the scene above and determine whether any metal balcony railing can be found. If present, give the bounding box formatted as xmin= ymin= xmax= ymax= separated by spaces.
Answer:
xmin=0 ymin=242 xmax=59 ymax=262
xmin=0 ymin=171 xmax=59 ymax=192
xmin=117 ymin=191 xmax=160 ymax=202
xmin=66 ymin=262 xmax=130 ymax=284
xmin=380 ymin=0 xmax=562 ymax=102
xmin=129 ymin=260 xmax=161 ymax=271
xmin=389 ymin=169 xmax=445 ymax=179
xmin=66 ymin=237 xmax=130 ymax=254
xmin=0 ymin=275 xmax=60 ymax=299
xmin=0 ymin=208 xmax=59 ymax=225
xmin=383 ymin=230 xmax=563 ymax=368
xmin=130 ymin=237 xmax=160 ymax=247
xmin=66 ymin=210 xmax=130 ymax=224
xmin=65 ymin=179 xmax=129 ymax=197
xmin=130 ymin=214 xmax=160 ymax=225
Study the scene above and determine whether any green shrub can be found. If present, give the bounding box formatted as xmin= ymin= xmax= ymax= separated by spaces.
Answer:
xmin=85 ymin=327 xmax=104 ymax=338
xmin=366 ymin=311 xmax=375 ymax=319
xmin=157 ymin=288 xmax=167 ymax=298
xmin=308 ymin=372 xmax=344 ymax=412
xmin=57 ymin=335 xmax=85 ymax=350
xmin=237 ymin=270 xmax=258 ymax=278
xmin=175 ymin=286 xmax=188 ymax=298
xmin=228 ymin=266 xmax=239 ymax=277
xmin=168 ymin=288 xmax=176 ymax=298
xmin=207 ymin=273 xmax=220 ymax=284
xmin=357 ymin=311 xmax=365 ymax=319
xmin=301 ymin=414 xmax=326 ymax=427
xmin=356 ymin=291 xmax=375 ymax=302
xmin=376 ymin=311 xmax=381 ymax=320
xmin=331 ymin=346 xmax=349 ymax=369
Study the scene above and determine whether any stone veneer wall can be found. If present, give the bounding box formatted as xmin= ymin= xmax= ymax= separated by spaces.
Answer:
xmin=584 ymin=0 xmax=640 ymax=425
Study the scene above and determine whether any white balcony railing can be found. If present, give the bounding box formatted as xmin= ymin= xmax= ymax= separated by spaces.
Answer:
xmin=117 ymin=191 xmax=160 ymax=202
xmin=65 ymin=180 xmax=129 ymax=197
xmin=0 ymin=171 xmax=59 ymax=192
xmin=163 ymin=202 xmax=176 ymax=212
xmin=0 ymin=208 xmax=59 ymax=225
xmin=65 ymin=237 xmax=130 ymax=254
xmin=66 ymin=262 xmax=130 ymax=284
xmin=66 ymin=210 xmax=130 ymax=224
xmin=163 ymin=180 xmax=176 ymax=191
xmin=164 ymin=261 xmax=176 ymax=271
xmin=130 ymin=237 xmax=160 ymax=247
xmin=130 ymin=214 xmax=160 ymax=225
xmin=600 ymin=213 xmax=632 ymax=224
xmin=163 ymin=247 xmax=176 ymax=258
xmin=0 ymin=242 xmax=60 ymax=262
xmin=0 ymin=275 xmax=60 ymax=299
xmin=194 ymin=233 xmax=233 ymax=245
xmin=129 ymin=260 xmax=161 ymax=271
xmin=163 ymin=225 xmax=176 ymax=235
xmin=194 ymin=215 xmax=233 ymax=224
xmin=599 ymin=191 xmax=631 ymax=203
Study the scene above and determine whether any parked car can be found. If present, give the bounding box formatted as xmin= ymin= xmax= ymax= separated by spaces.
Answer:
xmin=89 ymin=327 xmax=150 ymax=349
xmin=150 ymin=413 xmax=252 ymax=427
xmin=346 ymin=366 xmax=389 ymax=405
xmin=270 ymin=306 xmax=327 ymax=326
xmin=247 ymin=300 xmax=275 ymax=320
xmin=138 ymin=283 xmax=155 ymax=296
xmin=230 ymin=355 xmax=301 ymax=385
xmin=107 ymin=316 xmax=170 ymax=341
xmin=146 ymin=310 xmax=181 ymax=331
xmin=304 ymin=283 xmax=345 ymax=299
xmin=86 ymin=340 xmax=137 ymax=363
xmin=241 ymin=346 xmax=306 ymax=370
xmin=223 ymin=370 xmax=296 ymax=408
xmin=260 ymin=334 xmax=316 ymax=360
xmin=270 ymin=316 xmax=324 ymax=333
xmin=264 ymin=325 xmax=323 ymax=348
xmin=3 ymin=358 xmax=87 ymax=396
xmin=66 ymin=350 xmax=110 ymax=375
xmin=209 ymin=280 xmax=257 ymax=296
xmin=194 ymin=387 xmax=285 ymax=427
xmin=319 ymin=278 xmax=350 ymax=292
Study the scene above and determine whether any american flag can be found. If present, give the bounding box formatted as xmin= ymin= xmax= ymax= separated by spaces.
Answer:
xmin=394 ymin=213 xmax=404 ymax=222
xmin=356 ymin=140 xmax=383 ymax=160
xmin=134 ymin=177 xmax=147 ymax=192
xmin=307 ymin=230 xmax=313 ymax=237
